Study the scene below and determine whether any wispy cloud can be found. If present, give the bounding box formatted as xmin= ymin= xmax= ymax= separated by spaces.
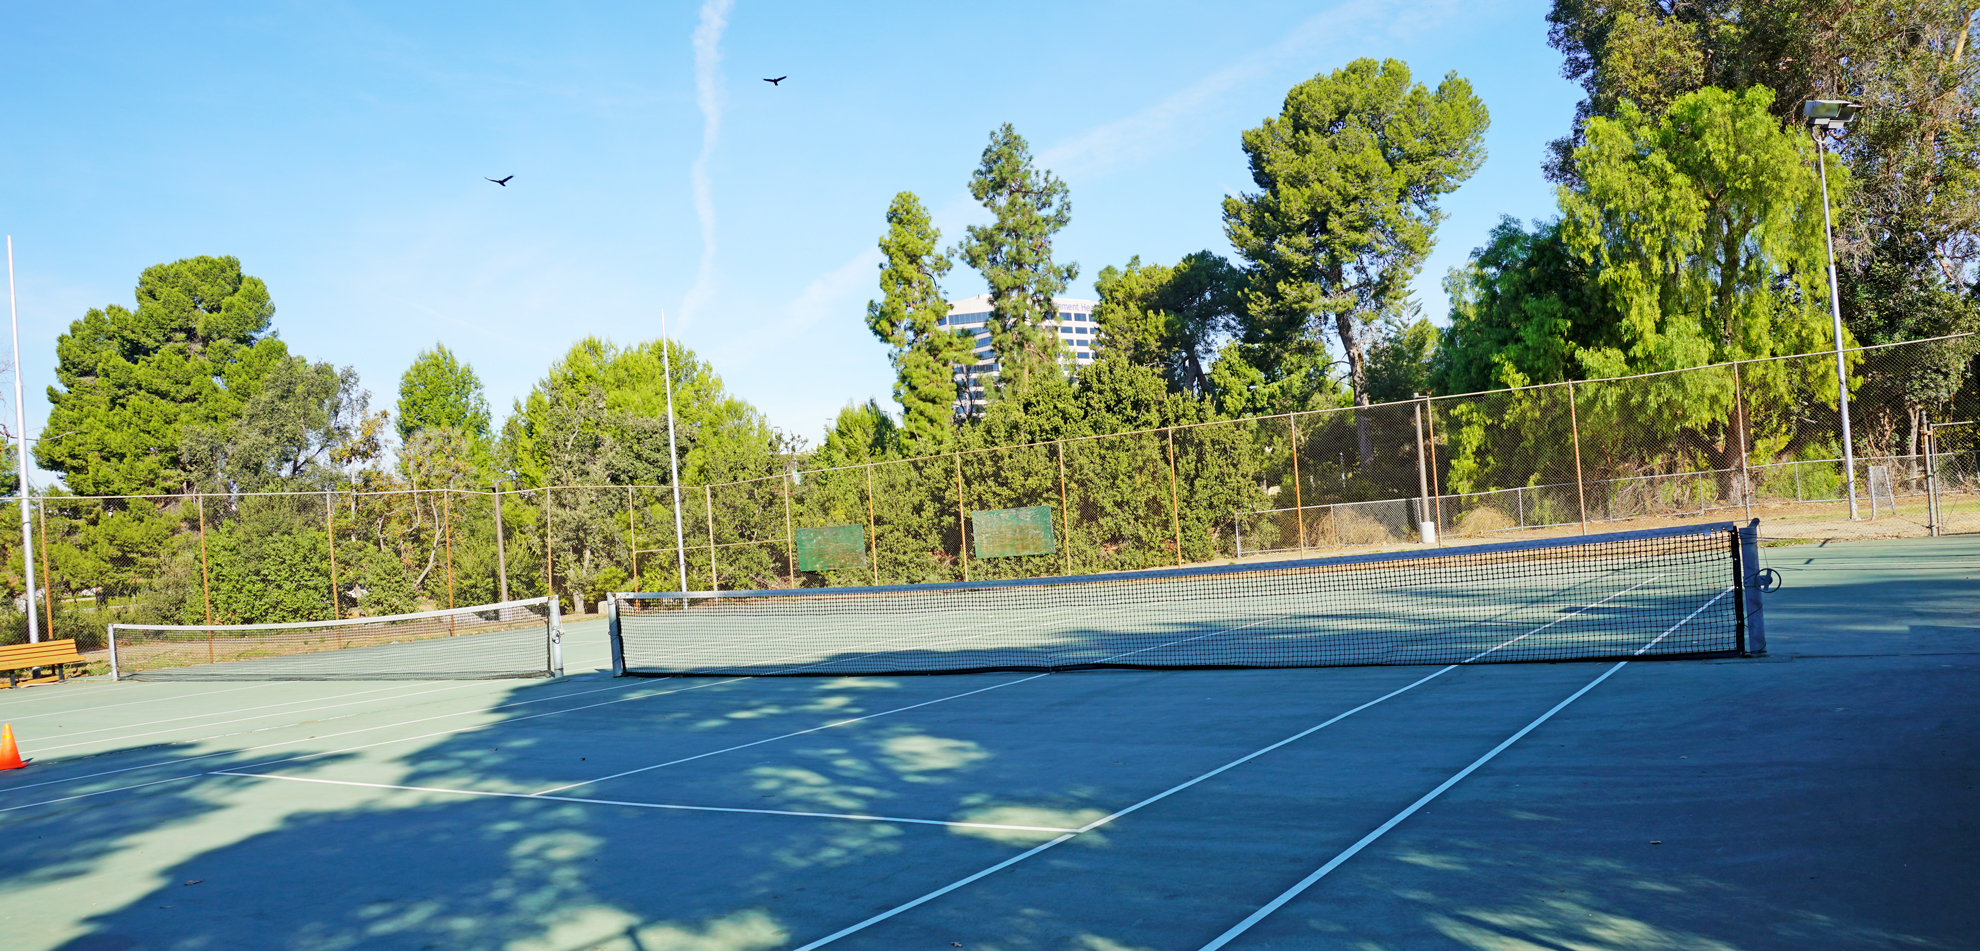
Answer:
xmin=1038 ymin=0 xmax=1470 ymax=180
xmin=679 ymin=0 xmax=736 ymax=331
xmin=712 ymin=247 xmax=882 ymax=367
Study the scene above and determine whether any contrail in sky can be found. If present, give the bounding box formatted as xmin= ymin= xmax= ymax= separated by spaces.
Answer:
xmin=680 ymin=0 xmax=735 ymax=331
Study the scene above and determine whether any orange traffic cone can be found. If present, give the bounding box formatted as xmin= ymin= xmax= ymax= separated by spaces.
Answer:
xmin=0 ymin=724 xmax=26 ymax=770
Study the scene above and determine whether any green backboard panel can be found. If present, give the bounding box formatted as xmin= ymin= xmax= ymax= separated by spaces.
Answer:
xmin=795 ymin=524 xmax=867 ymax=572
xmin=972 ymin=505 xmax=1057 ymax=559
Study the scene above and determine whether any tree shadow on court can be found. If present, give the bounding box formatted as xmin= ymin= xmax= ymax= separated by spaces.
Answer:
xmin=7 ymin=567 xmax=1973 ymax=951
xmin=5 ymin=670 xmax=1104 ymax=951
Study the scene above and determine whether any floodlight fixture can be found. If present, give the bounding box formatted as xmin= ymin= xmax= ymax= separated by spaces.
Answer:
xmin=1803 ymin=99 xmax=1863 ymax=129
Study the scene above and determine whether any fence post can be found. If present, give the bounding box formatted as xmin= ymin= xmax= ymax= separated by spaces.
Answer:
xmin=1568 ymin=380 xmax=1589 ymax=534
xmin=492 ymin=483 xmax=509 ymax=603
xmin=1424 ymin=395 xmax=1443 ymax=532
xmin=783 ymin=471 xmax=796 ymax=586
xmin=954 ymin=452 xmax=969 ymax=582
xmin=325 ymin=490 xmax=339 ymax=620
xmin=543 ymin=487 xmax=555 ymax=613
xmin=36 ymin=498 xmax=53 ymax=637
xmin=1166 ymin=428 xmax=1185 ymax=566
xmin=704 ymin=484 xmax=717 ymax=591
xmin=1413 ymin=398 xmax=1435 ymax=545
xmin=1289 ymin=413 xmax=1306 ymax=553
xmin=626 ymin=485 xmax=639 ymax=592
xmin=864 ymin=463 xmax=879 ymax=586
xmin=443 ymin=490 xmax=456 ymax=610
xmin=1734 ymin=360 xmax=1752 ymax=520
xmin=1923 ymin=412 xmax=1939 ymax=536
xmin=1056 ymin=440 xmax=1072 ymax=575
xmin=198 ymin=495 xmax=214 ymax=624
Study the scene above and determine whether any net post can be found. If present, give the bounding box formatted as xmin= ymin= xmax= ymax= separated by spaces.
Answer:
xmin=604 ymin=594 xmax=623 ymax=677
xmin=107 ymin=624 xmax=121 ymax=681
xmin=1737 ymin=519 xmax=1766 ymax=655
xmin=549 ymin=595 xmax=565 ymax=678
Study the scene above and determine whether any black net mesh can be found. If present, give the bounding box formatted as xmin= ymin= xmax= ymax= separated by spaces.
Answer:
xmin=111 ymin=599 xmax=557 ymax=681
xmin=612 ymin=523 xmax=1744 ymax=676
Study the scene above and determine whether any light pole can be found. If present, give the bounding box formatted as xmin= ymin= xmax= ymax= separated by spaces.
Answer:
xmin=1804 ymin=99 xmax=1862 ymax=519
xmin=7 ymin=238 xmax=37 ymax=643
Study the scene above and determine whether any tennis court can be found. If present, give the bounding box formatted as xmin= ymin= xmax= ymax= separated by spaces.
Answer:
xmin=0 ymin=528 xmax=1972 ymax=950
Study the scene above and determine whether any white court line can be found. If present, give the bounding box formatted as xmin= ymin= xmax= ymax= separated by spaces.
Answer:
xmin=783 ymin=581 xmax=1707 ymax=949
xmin=28 ymin=681 xmax=483 ymax=751
xmin=0 ymin=681 xmax=284 ymax=718
xmin=212 ymin=771 xmax=1082 ymax=833
xmin=529 ymin=673 xmax=1051 ymax=795
xmin=0 ymin=677 xmax=679 ymax=805
xmin=1194 ymin=585 xmax=1737 ymax=949
xmin=786 ymin=665 xmax=1457 ymax=950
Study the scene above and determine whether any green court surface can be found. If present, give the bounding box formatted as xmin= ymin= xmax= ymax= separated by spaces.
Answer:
xmin=0 ymin=534 xmax=1973 ymax=950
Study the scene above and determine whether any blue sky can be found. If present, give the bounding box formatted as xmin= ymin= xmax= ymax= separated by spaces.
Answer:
xmin=0 ymin=0 xmax=1580 ymax=478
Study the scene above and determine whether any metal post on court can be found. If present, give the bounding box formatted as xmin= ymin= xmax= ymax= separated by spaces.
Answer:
xmin=603 ymin=594 xmax=625 ymax=677
xmin=550 ymin=595 xmax=566 ymax=678
xmin=1737 ymin=519 xmax=1767 ymax=656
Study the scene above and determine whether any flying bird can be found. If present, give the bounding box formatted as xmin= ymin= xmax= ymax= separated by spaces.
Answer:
xmin=763 ymin=76 xmax=786 ymax=85
xmin=486 ymin=175 xmax=514 ymax=186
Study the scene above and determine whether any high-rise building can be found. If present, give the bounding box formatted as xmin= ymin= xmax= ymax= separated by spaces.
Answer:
xmin=941 ymin=293 xmax=1100 ymax=414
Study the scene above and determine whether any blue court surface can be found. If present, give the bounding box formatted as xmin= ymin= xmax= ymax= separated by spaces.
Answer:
xmin=0 ymin=533 xmax=1973 ymax=950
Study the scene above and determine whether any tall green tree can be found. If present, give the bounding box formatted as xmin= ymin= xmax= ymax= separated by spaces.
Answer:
xmin=1437 ymin=217 xmax=1610 ymax=393
xmin=957 ymin=124 xmax=1079 ymax=398
xmin=1092 ymin=251 xmax=1244 ymax=395
xmin=1223 ymin=58 xmax=1489 ymax=463
xmin=1561 ymin=86 xmax=1838 ymax=374
xmin=1561 ymin=85 xmax=1844 ymax=487
xmin=39 ymin=256 xmax=291 ymax=496
xmin=866 ymin=192 xmax=973 ymax=446
xmin=397 ymin=344 xmax=492 ymax=440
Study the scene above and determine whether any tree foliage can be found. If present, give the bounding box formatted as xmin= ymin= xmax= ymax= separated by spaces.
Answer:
xmin=957 ymin=124 xmax=1079 ymax=398
xmin=1437 ymin=217 xmax=1611 ymax=392
xmin=40 ymin=256 xmax=288 ymax=496
xmin=1223 ymin=57 xmax=1488 ymax=461
xmin=866 ymin=192 xmax=971 ymax=448
xmin=1561 ymin=86 xmax=1839 ymax=373
xmin=1092 ymin=252 xmax=1244 ymax=395
xmin=397 ymin=344 xmax=492 ymax=441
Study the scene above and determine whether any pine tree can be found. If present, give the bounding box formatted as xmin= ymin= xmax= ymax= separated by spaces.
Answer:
xmin=957 ymin=124 xmax=1078 ymax=398
xmin=866 ymin=192 xmax=972 ymax=445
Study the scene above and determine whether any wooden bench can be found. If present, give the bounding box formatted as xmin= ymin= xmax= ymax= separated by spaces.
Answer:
xmin=0 ymin=639 xmax=87 ymax=687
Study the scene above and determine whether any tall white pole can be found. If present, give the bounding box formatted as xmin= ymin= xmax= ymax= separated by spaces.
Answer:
xmin=1814 ymin=129 xmax=1860 ymax=519
xmin=7 ymin=238 xmax=39 ymax=643
xmin=659 ymin=309 xmax=690 ymax=595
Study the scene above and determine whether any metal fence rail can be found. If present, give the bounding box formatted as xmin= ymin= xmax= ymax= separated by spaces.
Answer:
xmin=7 ymin=334 xmax=1977 ymax=634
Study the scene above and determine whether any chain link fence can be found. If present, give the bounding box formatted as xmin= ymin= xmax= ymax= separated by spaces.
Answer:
xmin=8 ymin=334 xmax=1977 ymax=644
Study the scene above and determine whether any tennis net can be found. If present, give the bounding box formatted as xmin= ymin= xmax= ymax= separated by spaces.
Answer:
xmin=109 ymin=597 xmax=563 ymax=681
xmin=610 ymin=522 xmax=1762 ymax=677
